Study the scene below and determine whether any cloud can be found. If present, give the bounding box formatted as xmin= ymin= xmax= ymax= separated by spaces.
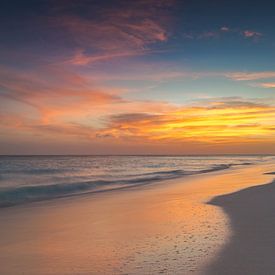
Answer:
xmin=67 ymin=49 xmax=145 ymax=66
xmin=82 ymin=66 xmax=275 ymax=86
xmin=254 ymin=82 xmax=275 ymax=88
xmin=192 ymin=97 xmax=272 ymax=109
xmin=94 ymin=98 xmax=275 ymax=144
xmin=50 ymin=0 xmax=174 ymax=65
xmin=55 ymin=15 xmax=168 ymax=51
xmin=220 ymin=26 xmax=230 ymax=32
xmin=226 ymin=71 xmax=275 ymax=81
xmin=110 ymin=113 xmax=159 ymax=124
xmin=242 ymin=30 xmax=262 ymax=39
xmin=0 ymin=65 xmax=126 ymax=127
xmin=193 ymin=26 xmax=263 ymax=41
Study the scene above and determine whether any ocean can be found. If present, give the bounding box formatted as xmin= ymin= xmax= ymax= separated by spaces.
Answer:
xmin=0 ymin=155 xmax=272 ymax=207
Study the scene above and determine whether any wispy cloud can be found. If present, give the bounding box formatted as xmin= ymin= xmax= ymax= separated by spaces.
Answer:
xmin=51 ymin=0 xmax=174 ymax=65
xmin=226 ymin=71 xmax=275 ymax=81
xmin=242 ymin=30 xmax=262 ymax=39
xmin=255 ymin=82 xmax=275 ymax=88
xmin=191 ymin=26 xmax=263 ymax=41
xmin=0 ymin=65 xmax=125 ymax=125
xmin=67 ymin=49 xmax=145 ymax=66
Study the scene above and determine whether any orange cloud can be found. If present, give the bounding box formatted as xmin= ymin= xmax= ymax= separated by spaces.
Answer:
xmin=0 ymin=65 xmax=126 ymax=126
xmin=256 ymin=82 xmax=275 ymax=88
xmin=96 ymin=100 xmax=275 ymax=144
xmin=1 ymin=91 xmax=275 ymax=154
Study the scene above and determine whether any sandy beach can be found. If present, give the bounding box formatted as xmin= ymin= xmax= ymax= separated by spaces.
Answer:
xmin=206 ymin=177 xmax=275 ymax=275
xmin=0 ymin=161 xmax=275 ymax=274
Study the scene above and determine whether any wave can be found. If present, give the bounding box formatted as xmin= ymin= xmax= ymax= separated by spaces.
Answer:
xmin=1 ymin=168 xmax=68 ymax=175
xmin=0 ymin=162 xmax=252 ymax=208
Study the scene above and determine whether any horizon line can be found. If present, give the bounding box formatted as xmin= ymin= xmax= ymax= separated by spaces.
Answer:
xmin=1 ymin=154 xmax=274 ymax=157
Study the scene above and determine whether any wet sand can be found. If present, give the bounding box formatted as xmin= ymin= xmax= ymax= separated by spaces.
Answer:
xmin=0 ymin=161 xmax=274 ymax=274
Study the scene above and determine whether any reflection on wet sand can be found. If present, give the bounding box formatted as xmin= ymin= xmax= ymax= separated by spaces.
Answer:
xmin=0 ymin=162 xmax=274 ymax=274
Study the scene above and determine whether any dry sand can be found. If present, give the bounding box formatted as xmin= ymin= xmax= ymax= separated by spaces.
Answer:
xmin=0 ymin=161 xmax=274 ymax=274
xmin=206 ymin=178 xmax=275 ymax=275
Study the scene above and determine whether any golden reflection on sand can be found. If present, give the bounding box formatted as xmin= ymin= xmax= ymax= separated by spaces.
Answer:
xmin=0 ymin=162 xmax=274 ymax=274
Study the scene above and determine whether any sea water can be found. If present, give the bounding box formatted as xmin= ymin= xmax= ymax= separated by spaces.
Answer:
xmin=0 ymin=155 xmax=271 ymax=207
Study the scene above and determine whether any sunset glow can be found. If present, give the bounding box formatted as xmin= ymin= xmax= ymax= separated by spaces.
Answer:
xmin=1 ymin=0 xmax=275 ymax=154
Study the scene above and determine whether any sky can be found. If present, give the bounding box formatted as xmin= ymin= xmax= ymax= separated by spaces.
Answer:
xmin=1 ymin=0 xmax=275 ymax=155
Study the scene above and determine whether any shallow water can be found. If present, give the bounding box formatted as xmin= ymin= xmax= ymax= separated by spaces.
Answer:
xmin=0 ymin=155 xmax=272 ymax=206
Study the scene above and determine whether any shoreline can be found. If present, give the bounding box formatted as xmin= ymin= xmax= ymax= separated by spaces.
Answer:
xmin=0 ymin=161 xmax=253 ymax=209
xmin=0 ymin=161 xmax=274 ymax=274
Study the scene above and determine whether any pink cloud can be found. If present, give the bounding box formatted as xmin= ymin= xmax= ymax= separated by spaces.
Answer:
xmin=67 ymin=49 xmax=145 ymax=66
xmin=226 ymin=71 xmax=275 ymax=81
xmin=55 ymin=15 xmax=167 ymax=51
xmin=50 ymin=1 xmax=173 ymax=65
xmin=242 ymin=30 xmax=262 ymax=38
